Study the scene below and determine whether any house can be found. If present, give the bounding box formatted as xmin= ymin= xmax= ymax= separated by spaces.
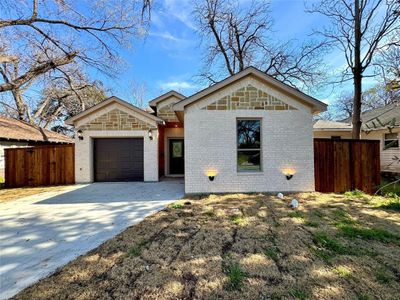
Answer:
xmin=0 ymin=116 xmax=74 ymax=178
xmin=66 ymin=67 xmax=327 ymax=194
xmin=313 ymin=103 xmax=400 ymax=173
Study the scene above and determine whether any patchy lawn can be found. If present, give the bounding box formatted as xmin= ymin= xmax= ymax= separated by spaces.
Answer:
xmin=0 ymin=185 xmax=72 ymax=203
xmin=13 ymin=192 xmax=400 ymax=299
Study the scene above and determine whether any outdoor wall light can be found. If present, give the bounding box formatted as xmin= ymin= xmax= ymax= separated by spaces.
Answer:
xmin=77 ymin=129 xmax=84 ymax=140
xmin=285 ymin=174 xmax=293 ymax=180
xmin=148 ymin=129 xmax=153 ymax=140
xmin=205 ymin=169 xmax=217 ymax=182
xmin=281 ymin=167 xmax=296 ymax=180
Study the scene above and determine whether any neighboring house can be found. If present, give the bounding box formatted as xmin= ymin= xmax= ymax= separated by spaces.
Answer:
xmin=0 ymin=116 xmax=74 ymax=178
xmin=313 ymin=103 xmax=400 ymax=173
xmin=66 ymin=67 xmax=327 ymax=194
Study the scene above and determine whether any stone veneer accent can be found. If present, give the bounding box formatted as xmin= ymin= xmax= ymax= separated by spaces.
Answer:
xmin=157 ymin=103 xmax=179 ymax=122
xmin=201 ymin=84 xmax=297 ymax=111
xmin=78 ymin=109 xmax=156 ymax=131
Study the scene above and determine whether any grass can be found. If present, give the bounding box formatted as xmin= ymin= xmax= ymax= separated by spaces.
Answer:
xmin=128 ymin=240 xmax=148 ymax=257
xmin=231 ymin=215 xmax=246 ymax=225
xmin=170 ymin=203 xmax=184 ymax=209
xmin=344 ymin=189 xmax=366 ymax=199
xmin=337 ymin=224 xmax=399 ymax=245
xmin=264 ymin=248 xmax=279 ymax=261
xmin=287 ymin=210 xmax=304 ymax=219
xmin=304 ymin=220 xmax=319 ymax=227
xmin=333 ymin=266 xmax=352 ymax=278
xmin=224 ymin=263 xmax=246 ymax=291
xmin=373 ymin=193 xmax=400 ymax=211
xmin=375 ymin=269 xmax=393 ymax=284
xmin=14 ymin=192 xmax=400 ymax=299
xmin=290 ymin=288 xmax=310 ymax=300
xmin=312 ymin=232 xmax=349 ymax=255
xmin=378 ymin=177 xmax=400 ymax=196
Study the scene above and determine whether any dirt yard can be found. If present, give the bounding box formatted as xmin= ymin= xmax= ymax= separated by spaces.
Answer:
xmin=13 ymin=192 xmax=400 ymax=299
xmin=0 ymin=185 xmax=72 ymax=203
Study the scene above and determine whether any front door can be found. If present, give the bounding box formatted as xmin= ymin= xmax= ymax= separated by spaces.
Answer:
xmin=169 ymin=139 xmax=184 ymax=175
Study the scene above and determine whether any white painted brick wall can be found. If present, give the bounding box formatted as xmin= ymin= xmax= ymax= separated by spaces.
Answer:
xmin=74 ymin=130 xmax=159 ymax=183
xmin=184 ymin=77 xmax=315 ymax=194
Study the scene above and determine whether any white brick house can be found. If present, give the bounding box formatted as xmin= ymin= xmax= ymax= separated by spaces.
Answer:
xmin=66 ymin=67 xmax=327 ymax=194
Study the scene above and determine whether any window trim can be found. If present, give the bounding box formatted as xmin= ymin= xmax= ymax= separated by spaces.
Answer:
xmin=383 ymin=133 xmax=399 ymax=150
xmin=236 ymin=118 xmax=262 ymax=173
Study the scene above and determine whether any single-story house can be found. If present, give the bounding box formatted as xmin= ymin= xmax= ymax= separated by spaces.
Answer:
xmin=0 ymin=116 xmax=73 ymax=178
xmin=313 ymin=103 xmax=400 ymax=173
xmin=66 ymin=67 xmax=327 ymax=193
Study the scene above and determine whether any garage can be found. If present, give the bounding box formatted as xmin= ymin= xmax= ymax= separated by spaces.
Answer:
xmin=94 ymin=138 xmax=144 ymax=182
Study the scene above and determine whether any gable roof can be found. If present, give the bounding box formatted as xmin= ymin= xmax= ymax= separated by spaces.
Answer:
xmin=148 ymin=90 xmax=186 ymax=107
xmin=0 ymin=116 xmax=73 ymax=143
xmin=173 ymin=67 xmax=327 ymax=113
xmin=342 ymin=103 xmax=400 ymax=129
xmin=315 ymin=103 xmax=400 ymax=132
xmin=65 ymin=96 xmax=165 ymax=125
xmin=313 ymin=120 xmax=352 ymax=131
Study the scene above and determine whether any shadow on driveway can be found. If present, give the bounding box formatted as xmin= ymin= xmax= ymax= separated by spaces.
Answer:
xmin=0 ymin=180 xmax=184 ymax=299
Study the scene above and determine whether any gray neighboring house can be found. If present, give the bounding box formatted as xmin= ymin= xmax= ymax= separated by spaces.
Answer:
xmin=313 ymin=103 xmax=400 ymax=173
xmin=0 ymin=116 xmax=73 ymax=179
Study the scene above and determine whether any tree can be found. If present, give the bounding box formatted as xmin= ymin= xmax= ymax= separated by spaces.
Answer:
xmin=129 ymin=81 xmax=147 ymax=108
xmin=0 ymin=0 xmax=151 ymax=125
xmin=194 ymin=0 xmax=326 ymax=91
xmin=374 ymin=45 xmax=400 ymax=91
xmin=308 ymin=0 xmax=400 ymax=139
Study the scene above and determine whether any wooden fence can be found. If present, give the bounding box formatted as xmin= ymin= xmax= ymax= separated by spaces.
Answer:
xmin=314 ymin=139 xmax=380 ymax=194
xmin=5 ymin=144 xmax=74 ymax=188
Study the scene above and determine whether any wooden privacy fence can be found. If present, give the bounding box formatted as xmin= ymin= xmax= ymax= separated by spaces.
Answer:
xmin=5 ymin=144 xmax=75 ymax=188
xmin=314 ymin=139 xmax=380 ymax=194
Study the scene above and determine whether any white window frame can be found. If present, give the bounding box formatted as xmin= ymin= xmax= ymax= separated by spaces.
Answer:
xmin=383 ymin=132 xmax=399 ymax=150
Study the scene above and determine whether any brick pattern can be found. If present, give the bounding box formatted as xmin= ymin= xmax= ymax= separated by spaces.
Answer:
xmin=201 ymin=85 xmax=297 ymax=111
xmin=78 ymin=109 xmax=156 ymax=131
xmin=157 ymin=104 xmax=179 ymax=122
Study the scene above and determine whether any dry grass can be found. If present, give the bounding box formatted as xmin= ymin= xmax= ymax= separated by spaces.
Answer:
xmin=13 ymin=192 xmax=400 ymax=299
xmin=0 ymin=185 xmax=72 ymax=203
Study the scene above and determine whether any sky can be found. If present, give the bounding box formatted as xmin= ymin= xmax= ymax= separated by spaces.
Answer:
xmin=93 ymin=0 xmax=380 ymax=107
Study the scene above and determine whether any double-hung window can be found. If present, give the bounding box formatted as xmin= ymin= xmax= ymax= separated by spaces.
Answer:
xmin=384 ymin=133 xmax=399 ymax=149
xmin=237 ymin=119 xmax=261 ymax=172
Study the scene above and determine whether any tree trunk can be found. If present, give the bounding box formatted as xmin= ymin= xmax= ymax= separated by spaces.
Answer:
xmin=352 ymin=74 xmax=362 ymax=138
xmin=352 ymin=0 xmax=362 ymax=139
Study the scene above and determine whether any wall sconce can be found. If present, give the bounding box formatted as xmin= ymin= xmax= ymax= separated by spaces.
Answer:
xmin=282 ymin=167 xmax=296 ymax=180
xmin=148 ymin=129 xmax=153 ymax=140
xmin=205 ymin=169 xmax=217 ymax=182
xmin=77 ymin=129 xmax=83 ymax=140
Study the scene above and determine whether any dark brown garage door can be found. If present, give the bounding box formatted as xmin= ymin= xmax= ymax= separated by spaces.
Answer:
xmin=94 ymin=138 xmax=144 ymax=182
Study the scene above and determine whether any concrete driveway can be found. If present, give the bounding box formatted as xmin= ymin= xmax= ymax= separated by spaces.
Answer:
xmin=0 ymin=180 xmax=184 ymax=299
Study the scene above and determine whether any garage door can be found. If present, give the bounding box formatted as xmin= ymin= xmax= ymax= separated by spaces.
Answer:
xmin=94 ymin=138 xmax=144 ymax=182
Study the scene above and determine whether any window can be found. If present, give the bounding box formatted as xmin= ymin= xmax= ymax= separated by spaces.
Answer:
xmin=237 ymin=119 xmax=261 ymax=172
xmin=384 ymin=133 xmax=399 ymax=149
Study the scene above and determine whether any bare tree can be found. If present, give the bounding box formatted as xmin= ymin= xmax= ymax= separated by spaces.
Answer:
xmin=0 ymin=0 xmax=151 ymax=125
xmin=194 ymin=0 xmax=326 ymax=91
xmin=129 ymin=81 xmax=147 ymax=108
xmin=374 ymin=45 xmax=400 ymax=91
xmin=308 ymin=0 xmax=400 ymax=139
